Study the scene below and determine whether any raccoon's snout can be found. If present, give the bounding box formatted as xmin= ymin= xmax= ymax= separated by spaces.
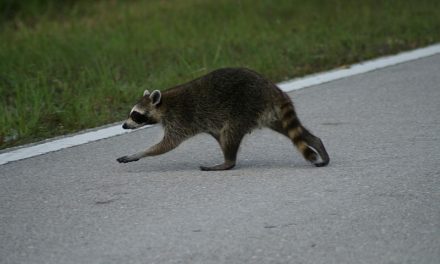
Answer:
xmin=122 ymin=118 xmax=146 ymax=130
xmin=122 ymin=121 xmax=138 ymax=129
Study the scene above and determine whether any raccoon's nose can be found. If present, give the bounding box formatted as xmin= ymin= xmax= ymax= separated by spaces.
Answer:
xmin=122 ymin=123 xmax=128 ymax=129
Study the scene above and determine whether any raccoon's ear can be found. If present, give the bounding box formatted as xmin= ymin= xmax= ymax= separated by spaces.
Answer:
xmin=143 ymin=90 xmax=150 ymax=96
xmin=150 ymin=90 xmax=162 ymax=106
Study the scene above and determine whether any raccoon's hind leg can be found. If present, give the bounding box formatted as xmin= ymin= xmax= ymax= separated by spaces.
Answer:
xmin=117 ymin=134 xmax=184 ymax=163
xmin=200 ymin=129 xmax=244 ymax=171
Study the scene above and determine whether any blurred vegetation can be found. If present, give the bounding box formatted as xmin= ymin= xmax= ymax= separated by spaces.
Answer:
xmin=1 ymin=0 xmax=439 ymax=149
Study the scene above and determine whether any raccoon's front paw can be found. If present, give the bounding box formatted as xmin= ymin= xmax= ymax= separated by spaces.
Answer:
xmin=116 ymin=156 xmax=139 ymax=163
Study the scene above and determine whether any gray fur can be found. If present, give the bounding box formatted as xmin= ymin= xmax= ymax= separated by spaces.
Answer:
xmin=117 ymin=67 xmax=329 ymax=170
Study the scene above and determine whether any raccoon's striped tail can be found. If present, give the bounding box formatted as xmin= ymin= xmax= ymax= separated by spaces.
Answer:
xmin=280 ymin=99 xmax=330 ymax=167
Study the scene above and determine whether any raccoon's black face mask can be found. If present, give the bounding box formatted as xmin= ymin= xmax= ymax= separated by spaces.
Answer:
xmin=130 ymin=111 xmax=149 ymax=124
xmin=122 ymin=110 xmax=158 ymax=129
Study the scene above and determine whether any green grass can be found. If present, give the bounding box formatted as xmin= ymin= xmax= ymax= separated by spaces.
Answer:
xmin=1 ymin=0 xmax=439 ymax=149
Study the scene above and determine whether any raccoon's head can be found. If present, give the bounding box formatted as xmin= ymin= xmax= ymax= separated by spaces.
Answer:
xmin=122 ymin=89 xmax=162 ymax=129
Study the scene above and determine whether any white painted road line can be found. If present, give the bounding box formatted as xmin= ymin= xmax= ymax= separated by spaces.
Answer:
xmin=278 ymin=43 xmax=440 ymax=91
xmin=1 ymin=43 xmax=440 ymax=165
xmin=0 ymin=125 xmax=151 ymax=165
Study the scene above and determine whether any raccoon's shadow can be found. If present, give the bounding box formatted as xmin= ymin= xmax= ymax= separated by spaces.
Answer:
xmin=239 ymin=159 xmax=314 ymax=171
xmin=122 ymin=161 xmax=197 ymax=173
xmin=121 ymin=158 xmax=310 ymax=174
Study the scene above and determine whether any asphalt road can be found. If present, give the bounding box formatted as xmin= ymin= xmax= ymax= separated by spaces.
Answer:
xmin=1 ymin=55 xmax=439 ymax=264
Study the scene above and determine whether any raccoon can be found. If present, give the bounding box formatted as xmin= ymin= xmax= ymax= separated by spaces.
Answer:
xmin=117 ymin=67 xmax=329 ymax=171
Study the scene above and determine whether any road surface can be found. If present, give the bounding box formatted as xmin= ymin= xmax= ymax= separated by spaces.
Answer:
xmin=1 ymin=55 xmax=439 ymax=264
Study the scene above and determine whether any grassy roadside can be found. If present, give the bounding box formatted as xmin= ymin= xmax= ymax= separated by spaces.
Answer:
xmin=1 ymin=0 xmax=439 ymax=149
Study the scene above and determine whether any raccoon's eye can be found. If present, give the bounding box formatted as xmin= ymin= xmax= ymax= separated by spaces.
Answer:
xmin=131 ymin=111 xmax=148 ymax=124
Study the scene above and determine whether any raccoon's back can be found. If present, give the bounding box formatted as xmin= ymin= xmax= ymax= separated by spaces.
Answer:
xmin=163 ymin=68 xmax=279 ymax=131
xmin=197 ymin=68 xmax=276 ymax=114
